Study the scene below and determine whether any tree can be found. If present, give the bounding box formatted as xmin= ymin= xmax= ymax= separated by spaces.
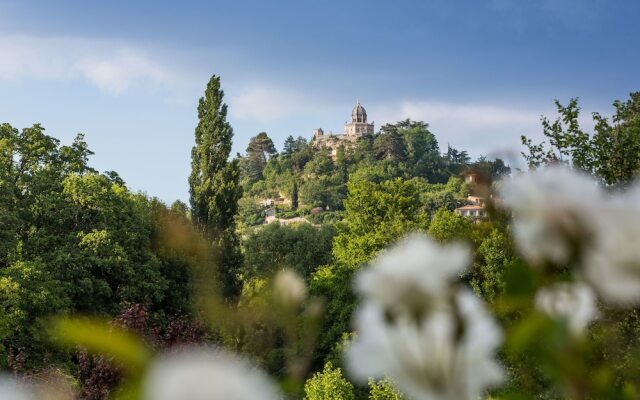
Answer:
xmin=291 ymin=179 xmax=299 ymax=210
xmin=242 ymin=223 xmax=336 ymax=280
xmin=473 ymin=156 xmax=511 ymax=182
xmin=300 ymin=174 xmax=345 ymax=210
xmin=374 ymin=124 xmax=406 ymax=162
xmin=0 ymin=123 xmax=189 ymax=369
xmin=283 ymin=135 xmax=297 ymax=156
xmin=188 ymin=75 xmax=243 ymax=298
xmin=333 ymin=177 xmax=429 ymax=268
xmin=244 ymin=132 xmax=277 ymax=182
xmin=427 ymin=208 xmax=472 ymax=242
xmin=522 ymin=93 xmax=640 ymax=186
xmin=471 ymin=227 xmax=515 ymax=303
xmin=444 ymin=144 xmax=472 ymax=176
xmin=309 ymin=177 xmax=432 ymax=366
xmin=304 ymin=362 xmax=355 ymax=400
xmin=284 ymin=136 xmax=313 ymax=173
xmin=395 ymin=120 xmax=446 ymax=182
xmin=418 ymin=177 xmax=468 ymax=216
xmin=368 ymin=378 xmax=404 ymax=399
xmin=305 ymin=147 xmax=334 ymax=176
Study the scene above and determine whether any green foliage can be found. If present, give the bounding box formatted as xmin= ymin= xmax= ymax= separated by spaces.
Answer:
xmin=188 ymin=75 xmax=243 ymax=298
xmin=300 ymin=173 xmax=345 ymax=210
xmin=309 ymin=264 xmax=356 ymax=367
xmin=373 ymin=126 xmax=406 ymax=162
xmin=471 ymin=227 xmax=515 ymax=302
xmin=418 ymin=176 xmax=468 ymax=215
xmin=237 ymin=196 xmax=266 ymax=228
xmin=522 ymin=93 xmax=640 ymax=186
xmin=427 ymin=208 xmax=473 ymax=242
xmin=242 ymin=223 xmax=336 ymax=280
xmin=474 ymin=156 xmax=511 ymax=182
xmin=334 ymin=177 xmax=429 ymax=268
xmin=304 ymin=362 xmax=355 ymax=400
xmin=0 ymin=123 xmax=194 ymax=370
xmin=368 ymin=378 xmax=404 ymax=400
xmin=243 ymin=132 xmax=278 ymax=182
xmin=399 ymin=120 xmax=447 ymax=182
xmin=306 ymin=211 xmax=345 ymax=225
xmin=236 ymin=118 xmax=490 ymax=219
xmin=291 ymin=179 xmax=299 ymax=210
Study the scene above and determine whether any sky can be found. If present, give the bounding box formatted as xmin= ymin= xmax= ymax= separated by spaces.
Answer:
xmin=1 ymin=0 xmax=639 ymax=203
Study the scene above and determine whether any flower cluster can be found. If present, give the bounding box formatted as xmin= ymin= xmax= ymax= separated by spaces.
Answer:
xmin=346 ymin=234 xmax=503 ymax=400
xmin=502 ymin=166 xmax=640 ymax=308
xmin=500 ymin=166 xmax=602 ymax=267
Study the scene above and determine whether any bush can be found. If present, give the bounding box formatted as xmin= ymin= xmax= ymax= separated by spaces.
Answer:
xmin=368 ymin=378 xmax=404 ymax=399
xmin=304 ymin=362 xmax=355 ymax=400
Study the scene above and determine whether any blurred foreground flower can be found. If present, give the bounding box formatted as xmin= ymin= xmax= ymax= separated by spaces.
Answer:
xmin=535 ymin=282 xmax=597 ymax=336
xmin=142 ymin=346 xmax=282 ymax=400
xmin=273 ymin=269 xmax=307 ymax=308
xmin=346 ymin=235 xmax=503 ymax=400
xmin=503 ymin=166 xmax=640 ymax=307
xmin=0 ymin=376 xmax=32 ymax=400
xmin=356 ymin=234 xmax=470 ymax=309
xmin=585 ymin=188 xmax=640 ymax=305
xmin=501 ymin=166 xmax=602 ymax=267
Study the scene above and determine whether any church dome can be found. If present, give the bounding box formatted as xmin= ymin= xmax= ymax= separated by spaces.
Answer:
xmin=351 ymin=100 xmax=367 ymax=123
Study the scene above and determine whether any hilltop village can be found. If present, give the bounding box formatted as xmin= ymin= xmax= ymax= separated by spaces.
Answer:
xmin=237 ymin=100 xmax=509 ymax=228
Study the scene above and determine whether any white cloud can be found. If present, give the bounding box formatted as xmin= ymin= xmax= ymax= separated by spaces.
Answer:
xmin=75 ymin=49 xmax=174 ymax=94
xmin=0 ymin=35 xmax=178 ymax=94
xmin=384 ymin=100 xmax=540 ymax=127
xmin=228 ymin=85 xmax=311 ymax=122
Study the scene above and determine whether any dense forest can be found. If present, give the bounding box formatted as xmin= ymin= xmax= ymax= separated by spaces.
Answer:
xmin=2 ymin=75 xmax=640 ymax=399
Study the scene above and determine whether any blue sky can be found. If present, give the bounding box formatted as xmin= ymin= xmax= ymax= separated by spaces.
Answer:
xmin=1 ymin=0 xmax=638 ymax=203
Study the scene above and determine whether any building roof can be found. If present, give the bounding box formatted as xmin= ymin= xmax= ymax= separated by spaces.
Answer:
xmin=351 ymin=100 xmax=367 ymax=123
xmin=455 ymin=204 xmax=485 ymax=211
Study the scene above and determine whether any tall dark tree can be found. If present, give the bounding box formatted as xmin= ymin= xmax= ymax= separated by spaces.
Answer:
xmin=282 ymin=135 xmax=297 ymax=156
xmin=291 ymin=179 xmax=299 ymax=210
xmin=374 ymin=124 xmax=407 ymax=162
xmin=188 ymin=75 xmax=243 ymax=298
xmin=285 ymin=136 xmax=313 ymax=173
xmin=244 ymin=132 xmax=277 ymax=181
xmin=473 ymin=156 xmax=511 ymax=182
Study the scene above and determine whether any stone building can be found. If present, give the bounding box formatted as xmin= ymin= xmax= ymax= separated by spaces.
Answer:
xmin=312 ymin=100 xmax=374 ymax=157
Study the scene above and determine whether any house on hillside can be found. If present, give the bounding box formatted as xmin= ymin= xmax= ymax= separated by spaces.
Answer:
xmin=455 ymin=195 xmax=486 ymax=220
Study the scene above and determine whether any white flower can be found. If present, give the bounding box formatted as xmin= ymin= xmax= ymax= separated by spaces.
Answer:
xmin=273 ymin=269 xmax=307 ymax=307
xmin=535 ymin=282 xmax=597 ymax=335
xmin=0 ymin=376 xmax=32 ymax=400
xmin=347 ymin=290 xmax=503 ymax=400
xmin=346 ymin=235 xmax=503 ymax=400
xmin=500 ymin=166 xmax=603 ymax=266
xmin=584 ymin=189 xmax=640 ymax=305
xmin=142 ymin=346 xmax=281 ymax=400
xmin=357 ymin=234 xmax=470 ymax=310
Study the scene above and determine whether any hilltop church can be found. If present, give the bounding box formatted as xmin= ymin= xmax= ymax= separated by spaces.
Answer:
xmin=312 ymin=100 xmax=374 ymax=157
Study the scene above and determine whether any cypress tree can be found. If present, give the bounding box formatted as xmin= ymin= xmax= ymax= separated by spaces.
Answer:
xmin=189 ymin=75 xmax=243 ymax=298
xmin=291 ymin=179 xmax=299 ymax=210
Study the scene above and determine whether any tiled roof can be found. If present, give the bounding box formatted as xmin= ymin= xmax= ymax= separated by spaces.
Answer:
xmin=455 ymin=205 xmax=484 ymax=211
